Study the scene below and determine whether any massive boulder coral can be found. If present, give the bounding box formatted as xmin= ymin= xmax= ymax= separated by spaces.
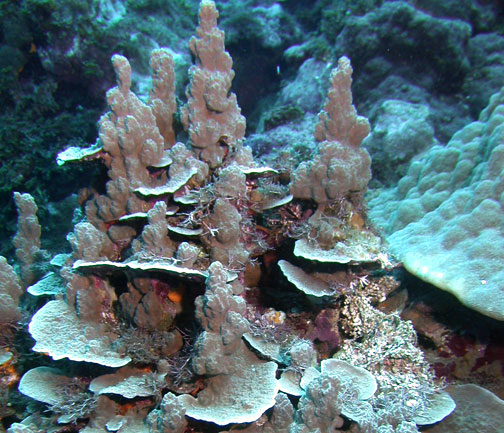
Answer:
xmin=428 ymin=384 xmax=504 ymax=433
xmin=363 ymin=100 xmax=438 ymax=185
xmin=369 ymin=86 xmax=504 ymax=320
xmin=334 ymin=1 xmax=474 ymax=140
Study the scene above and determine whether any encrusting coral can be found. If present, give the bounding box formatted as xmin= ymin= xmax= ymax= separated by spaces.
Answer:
xmin=2 ymin=1 xmax=503 ymax=432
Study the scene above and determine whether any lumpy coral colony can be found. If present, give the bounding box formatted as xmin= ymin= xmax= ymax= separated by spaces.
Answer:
xmin=1 ymin=1 xmax=504 ymax=432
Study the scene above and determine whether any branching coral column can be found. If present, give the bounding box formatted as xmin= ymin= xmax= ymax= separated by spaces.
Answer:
xmin=290 ymin=57 xmax=372 ymax=209
xmin=288 ymin=57 xmax=379 ymax=264
xmin=13 ymin=192 xmax=42 ymax=286
xmin=181 ymin=0 xmax=246 ymax=168
xmin=180 ymin=262 xmax=279 ymax=425
xmin=149 ymin=48 xmax=177 ymax=147
xmin=86 ymin=54 xmax=166 ymax=243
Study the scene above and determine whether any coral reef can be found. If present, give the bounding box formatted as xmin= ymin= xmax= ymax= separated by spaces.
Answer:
xmin=1 ymin=1 xmax=503 ymax=433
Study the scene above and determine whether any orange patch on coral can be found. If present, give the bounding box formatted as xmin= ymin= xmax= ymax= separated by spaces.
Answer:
xmin=0 ymin=361 xmax=20 ymax=387
xmin=118 ymin=402 xmax=136 ymax=416
xmin=167 ymin=285 xmax=184 ymax=303
xmin=350 ymin=212 xmax=365 ymax=230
